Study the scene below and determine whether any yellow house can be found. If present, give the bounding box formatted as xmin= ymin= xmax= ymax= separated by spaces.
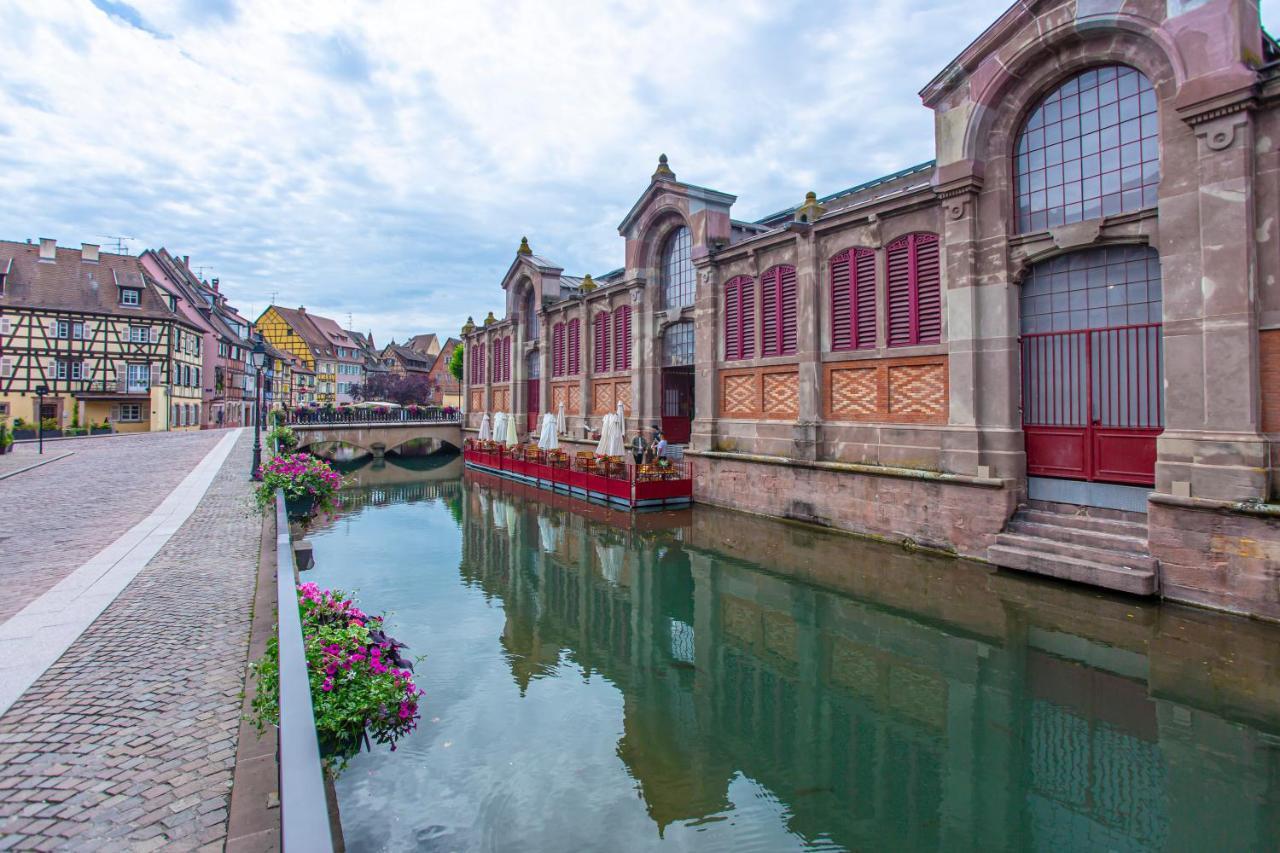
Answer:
xmin=0 ymin=239 xmax=204 ymax=433
xmin=257 ymin=305 xmax=338 ymax=403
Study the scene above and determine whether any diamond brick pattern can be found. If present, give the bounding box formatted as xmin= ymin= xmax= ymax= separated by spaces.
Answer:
xmin=762 ymin=372 xmax=798 ymax=417
xmin=551 ymin=384 xmax=568 ymax=415
xmin=614 ymin=381 xmax=632 ymax=412
xmin=722 ymin=373 xmax=758 ymax=417
xmin=492 ymin=387 xmax=510 ymax=412
xmin=592 ymin=382 xmax=613 ymax=415
xmin=888 ymin=364 xmax=946 ymax=418
xmin=568 ymin=385 xmax=582 ymax=414
xmin=469 ymin=389 xmax=484 ymax=412
xmin=830 ymin=367 xmax=877 ymax=419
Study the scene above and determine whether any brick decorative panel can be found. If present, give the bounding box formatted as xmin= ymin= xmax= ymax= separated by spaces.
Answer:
xmin=492 ymin=387 xmax=510 ymax=412
xmin=719 ymin=366 xmax=798 ymax=420
xmin=615 ymin=381 xmax=631 ymax=413
xmin=823 ymin=355 xmax=948 ymax=424
xmin=887 ymin=363 xmax=946 ymax=419
xmin=830 ymin=367 xmax=877 ymax=418
xmin=722 ymin=373 xmax=758 ymax=417
xmin=1262 ymin=330 xmax=1280 ymax=432
xmin=568 ymin=385 xmax=582 ymax=414
xmin=762 ymin=372 xmax=799 ymax=419
xmin=469 ymin=389 xmax=484 ymax=412
xmin=592 ymin=382 xmax=613 ymax=415
xmin=550 ymin=382 xmax=580 ymax=415
xmin=551 ymin=384 xmax=568 ymax=415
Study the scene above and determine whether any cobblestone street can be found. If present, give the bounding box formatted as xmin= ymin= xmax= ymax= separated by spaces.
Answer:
xmin=0 ymin=430 xmax=263 ymax=851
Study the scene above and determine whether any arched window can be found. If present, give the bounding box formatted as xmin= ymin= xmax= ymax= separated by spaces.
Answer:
xmin=887 ymin=233 xmax=941 ymax=347
xmin=612 ymin=306 xmax=631 ymax=371
xmin=760 ymin=265 xmax=797 ymax=357
xmin=660 ymin=226 xmax=695 ymax=310
xmin=830 ymin=248 xmax=876 ymax=351
xmin=1016 ymin=65 xmax=1159 ymax=232
xmin=567 ymin=318 xmax=580 ymax=375
xmin=551 ymin=322 xmax=566 ymax=377
xmin=526 ymin=349 xmax=540 ymax=379
xmin=663 ymin=321 xmax=695 ymax=366
xmin=593 ymin=312 xmax=610 ymax=372
xmin=724 ymin=275 xmax=755 ymax=361
xmin=523 ymin=288 xmax=539 ymax=338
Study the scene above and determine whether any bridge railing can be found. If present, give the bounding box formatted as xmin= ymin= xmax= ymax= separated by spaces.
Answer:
xmin=285 ymin=406 xmax=461 ymax=426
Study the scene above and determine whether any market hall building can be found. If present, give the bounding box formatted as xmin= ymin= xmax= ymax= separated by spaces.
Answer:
xmin=461 ymin=0 xmax=1280 ymax=619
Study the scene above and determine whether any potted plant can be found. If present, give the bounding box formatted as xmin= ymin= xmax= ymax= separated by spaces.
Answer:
xmin=90 ymin=420 xmax=112 ymax=435
xmin=255 ymin=452 xmax=344 ymax=519
xmin=10 ymin=418 xmax=35 ymax=440
xmin=0 ymin=421 xmax=11 ymax=455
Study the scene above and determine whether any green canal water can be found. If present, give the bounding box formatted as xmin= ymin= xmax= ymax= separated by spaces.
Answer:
xmin=305 ymin=456 xmax=1280 ymax=852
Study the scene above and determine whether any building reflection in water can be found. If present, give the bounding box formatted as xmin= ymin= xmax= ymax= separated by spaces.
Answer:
xmin=458 ymin=468 xmax=1280 ymax=852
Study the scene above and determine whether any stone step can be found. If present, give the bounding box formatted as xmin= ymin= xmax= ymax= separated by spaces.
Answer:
xmin=987 ymin=544 xmax=1157 ymax=596
xmin=1017 ymin=508 xmax=1148 ymax=538
xmin=1006 ymin=519 xmax=1149 ymax=554
xmin=1027 ymin=498 xmax=1148 ymax=525
xmin=994 ymin=532 xmax=1157 ymax=571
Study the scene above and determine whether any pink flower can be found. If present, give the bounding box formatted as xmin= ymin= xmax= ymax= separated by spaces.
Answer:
xmin=321 ymin=678 xmax=334 ymax=692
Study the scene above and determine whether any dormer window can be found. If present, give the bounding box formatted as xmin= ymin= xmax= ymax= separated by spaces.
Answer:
xmin=120 ymin=288 xmax=141 ymax=307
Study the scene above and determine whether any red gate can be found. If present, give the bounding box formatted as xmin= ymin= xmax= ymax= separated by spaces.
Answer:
xmin=1021 ymin=323 xmax=1163 ymax=486
xmin=526 ymin=378 xmax=540 ymax=435
xmin=661 ymin=367 xmax=694 ymax=444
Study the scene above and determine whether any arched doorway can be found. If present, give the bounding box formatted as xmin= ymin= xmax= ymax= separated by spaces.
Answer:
xmin=661 ymin=321 xmax=694 ymax=444
xmin=525 ymin=350 xmax=541 ymax=435
xmin=1020 ymin=245 xmax=1163 ymax=485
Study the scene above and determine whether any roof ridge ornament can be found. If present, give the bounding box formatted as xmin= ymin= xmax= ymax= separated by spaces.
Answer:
xmin=484 ymin=311 xmax=497 ymax=326
xmin=580 ymin=273 xmax=597 ymax=292
xmin=461 ymin=316 xmax=476 ymax=334
xmin=652 ymin=153 xmax=675 ymax=183
xmin=795 ymin=190 xmax=826 ymax=224
xmin=517 ymin=236 xmax=532 ymax=256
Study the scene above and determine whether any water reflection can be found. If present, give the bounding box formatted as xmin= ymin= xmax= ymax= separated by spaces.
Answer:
xmin=307 ymin=468 xmax=1280 ymax=852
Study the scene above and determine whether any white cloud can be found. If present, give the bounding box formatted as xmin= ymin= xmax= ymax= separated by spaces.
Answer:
xmin=3 ymin=0 xmax=1267 ymax=344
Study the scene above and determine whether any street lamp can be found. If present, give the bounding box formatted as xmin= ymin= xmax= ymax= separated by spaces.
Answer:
xmin=34 ymin=384 xmax=49 ymax=455
xmin=249 ymin=339 xmax=267 ymax=480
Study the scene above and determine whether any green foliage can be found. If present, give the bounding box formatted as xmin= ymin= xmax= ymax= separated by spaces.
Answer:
xmin=448 ymin=343 xmax=464 ymax=383
xmin=0 ymin=424 xmax=11 ymax=449
xmin=254 ymin=452 xmax=344 ymax=513
xmin=269 ymin=408 xmax=286 ymax=427
xmin=70 ymin=405 xmax=80 ymax=429
xmin=11 ymin=417 xmax=24 ymax=429
xmin=267 ymin=424 xmax=298 ymax=452
xmin=39 ymin=417 xmax=58 ymax=432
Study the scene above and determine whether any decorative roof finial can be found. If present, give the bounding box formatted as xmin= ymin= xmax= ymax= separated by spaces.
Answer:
xmin=652 ymin=153 xmax=675 ymax=182
xmin=517 ymin=236 xmax=532 ymax=256
xmin=580 ymin=273 xmax=597 ymax=292
xmin=484 ymin=311 xmax=497 ymax=326
xmin=795 ymin=190 xmax=826 ymax=225
xmin=461 ymin=316 xmax=476 ymax=334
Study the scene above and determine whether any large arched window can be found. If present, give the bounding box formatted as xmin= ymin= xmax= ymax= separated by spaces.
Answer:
xmin=660 ymin=226 xmax=695 ymax=310
xmin=1015 ymin=65 xmax=1159 ymax=232
xmin=663 ymin=321 xmax=695 ymax=366
xmin=522 ymin=288 xmax=539 ymax=339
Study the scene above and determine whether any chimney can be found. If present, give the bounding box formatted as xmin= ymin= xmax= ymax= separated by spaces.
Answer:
xmin=182 ymin=255 xmax=190 ymax=268
xmin=38 ymin=238 xmax=56 ymax=262
xmin=211 ymin=277 xmax=220 ymax=292
xmin=81 ymin=243 xmax=100 ymax=263
xmin=298 ymin=305 xmax=306 ymax=313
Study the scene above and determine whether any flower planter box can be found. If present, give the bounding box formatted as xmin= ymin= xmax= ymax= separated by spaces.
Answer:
xmin=90 ymin=427 xmax=112 ymax=435
xmin=11 ymin=429 xmax=36 ymax=440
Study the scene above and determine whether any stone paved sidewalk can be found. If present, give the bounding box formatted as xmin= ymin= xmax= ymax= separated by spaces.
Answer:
xmin=0 ymin=430 xmax=262 ymax=851
xmin=0 ymin=430 xmax=226 ymax=623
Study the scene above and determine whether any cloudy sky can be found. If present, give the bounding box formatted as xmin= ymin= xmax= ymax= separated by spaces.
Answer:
xmin=3 ymin=1 xmax=1275 ymax=345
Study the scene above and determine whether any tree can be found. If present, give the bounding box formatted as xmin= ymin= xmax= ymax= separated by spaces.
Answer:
xmin=449 ymin=343 xmax=464 ymax=383
xmin=351 ymin=372 xmax=439 ymax=406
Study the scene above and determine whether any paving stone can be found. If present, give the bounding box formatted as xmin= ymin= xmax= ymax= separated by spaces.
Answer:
xmin=0 ymin=430 xmax=260 ymax=850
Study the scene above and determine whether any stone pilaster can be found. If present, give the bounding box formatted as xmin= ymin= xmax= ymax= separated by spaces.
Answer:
xmin=691 ymin=260 xmax=718 ymax=452
xmin=792 ymin=228 xmax=820 ymax=462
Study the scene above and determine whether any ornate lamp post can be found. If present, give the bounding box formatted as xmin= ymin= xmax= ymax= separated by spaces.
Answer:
xmin=250 ymin=339 xmax=267 ymax=480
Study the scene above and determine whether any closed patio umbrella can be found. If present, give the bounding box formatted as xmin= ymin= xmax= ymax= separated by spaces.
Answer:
xmin=503 ymin=410 xmax=518 ymax=447
xmin=478 ymin=412 xmax=491 ymax=441
xmin=605 ymin=415 xmax=625 ymax=457
xmin=538 ymin=413 xmax=559 ymax=450
xmin=595 ymin=413 xmax=615 ymax=456
xmin=557 ymin=401 xmax=566 ymax=436
xmin=616 ymin=401 xmax=626 ymax=445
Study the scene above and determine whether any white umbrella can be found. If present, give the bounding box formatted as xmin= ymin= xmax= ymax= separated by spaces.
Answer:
xmin=491 ymin=411 xmax=505 ymax=442
xmin=616 ymin=400 xmax=626 ymax=444
xmin=605 ymin=414 xmax=625 ymax=457
xmin=503 ymin=410 xmax=518 ymax=447
xmin=557 ymin=401 xmax=566 ymax=435
xmin=595 ymin=413 xmax=614 ymax=456
xmin=478 ymin=412 xmax=491 ymax=441
xmin=538 ymin=412 xmax=559 ymax=450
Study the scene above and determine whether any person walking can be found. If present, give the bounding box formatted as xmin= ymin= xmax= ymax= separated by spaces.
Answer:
xmin=631 ymin=431 xmax=646 ymax=467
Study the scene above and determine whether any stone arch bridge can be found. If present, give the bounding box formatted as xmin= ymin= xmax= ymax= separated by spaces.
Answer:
xmin=291 ymin=420 xmax=464 ymax=459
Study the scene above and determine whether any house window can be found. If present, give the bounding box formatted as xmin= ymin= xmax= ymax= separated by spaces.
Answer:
xmin=119 ymin=403 xmax=142 ymax=422
xmin=120 ymin=288 xmax=140 ymax=306
xmin=55 ymin=360 xmax=67 ymax=379
xmin=886 ymin=233 xmax=942 ymax=347
xmin=129 ymin=326 xmax=148 ymax=343
xmin=126 ymin=363 xmax=150 ymax=392
xmin=612 ymin=306 xmax=631 ymax=371
xmin=760 ymin=265 xmax=798 ymax=357
xmin=724 ymin=275 xmax=756 ymax=361
xmin=551 ymin=322 xmax=566 ymax=377
xmin=195 ymin=366 xmax=201 ymax=388
xmin=831 ymin=247 xmax=877 ymax=350
xmin=70 ymin=361 xmax=83 ymax=380
xmin=72 ymin=321 xmax=85 ymax=340
xmin=660 ymin=226 xmax=695 ymax=310
xmin=55 ymin=320 xmax=69 ymax=338
xmin=1015 ymin=65 xmax=1159 ymax=232
xmin=593 ymin=313 xmax=610 ymax=373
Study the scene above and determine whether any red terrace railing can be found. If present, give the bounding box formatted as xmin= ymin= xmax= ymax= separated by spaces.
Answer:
xmin=462 ymin=439 xmax=692 ymax=506
xmin=285 ymin=406 xmax=461 ymax=426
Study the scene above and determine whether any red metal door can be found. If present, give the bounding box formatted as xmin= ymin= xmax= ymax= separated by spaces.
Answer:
xmin=526 ymin=378 xmax=539 ymax=435
xmin=661 ymin=367 xmax=694 ymax=444
xmin=1021 ymin=323 xmax=1162 ymax=486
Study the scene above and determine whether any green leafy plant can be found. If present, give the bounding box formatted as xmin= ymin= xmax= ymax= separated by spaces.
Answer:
xmin=11 ymin=417 xmax=25 ymax=429
xmin=448 ymin=343 xmax=464 ymax=383
xmin=267 ymin=424 xmax=298 ymax=452
xmin=251 ymin=584 xmax=421 ymax=775
xmin=0 ymin=423 xmax=11 ymax=449
xmin=39 ymin=417 xmax=58 ymax=432
xmin=255 ymin=452 xmax=343 ymax=512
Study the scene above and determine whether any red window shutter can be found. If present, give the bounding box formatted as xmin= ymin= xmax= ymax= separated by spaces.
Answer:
xmin=740 ymin=277 xmax=755 ymax=359
xmin=568 ymin=319 xmax=580 ymax=375
xmin=761 ymin=269 xmax=778 ymax=356
xmin=779 ymin=265 xmax=797 ymax=356
xmin=724 ymin=277 xmax=740 ymax=360
xmin=506 ymin=337 xmax=513 ymax=381
xmin=914 ymin=235 xmax=941 ymax=344
xmin=887 ymin=237 xmax=913 ymax=346
xmin=479 ymin=340 xmax=486 ymax=382
xmin=830 ymin=251 xmax=852 ymax=350
xmin=613 ymin=307 xmax=631 ymax=371
xmin=594 ymin=313 xmax=609 ymax=372
xmin=854 ymin=249 xmax=876 ymax=349
xmin=552 ymin=323 xmax=565 ymax=377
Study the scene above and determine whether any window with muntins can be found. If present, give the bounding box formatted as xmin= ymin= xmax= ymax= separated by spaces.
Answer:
xmin=663 ymin=321 xmax=695 ymax=366
xmin=552 ymin=322 xmax=566 ymax=377
xmin=830 ymin=248 xmax=876 ymax=350
xmin=1020 ymin=245 xmax=1161 ymax=333
xmin=567 ymin=319 xmax=580 ymax=375
xmin=887 ymin=233 xmax=941 ymax=347
xmin=760 ymin=265 xmax=797 ymax=357
xmin=724 ymin=275 xmax=756 ymax=361
xmin=1016 ymin=65 xmax=1159 ymax=232
xmin=612 ymin=306 xmax=631 ymax=371
xmin=661 ymin=226 xmax=695 ymax=310
xmin=593 ymin=313 xmax=610 ymax=372
xmin=523 ymin=290 xmax=538 ymax=339
xmin=120 ymin=288 xmax=140 ymax=306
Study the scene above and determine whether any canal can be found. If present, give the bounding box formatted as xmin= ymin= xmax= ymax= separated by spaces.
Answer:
xmin=305 ymin=457 xmax=1280 ymax=852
